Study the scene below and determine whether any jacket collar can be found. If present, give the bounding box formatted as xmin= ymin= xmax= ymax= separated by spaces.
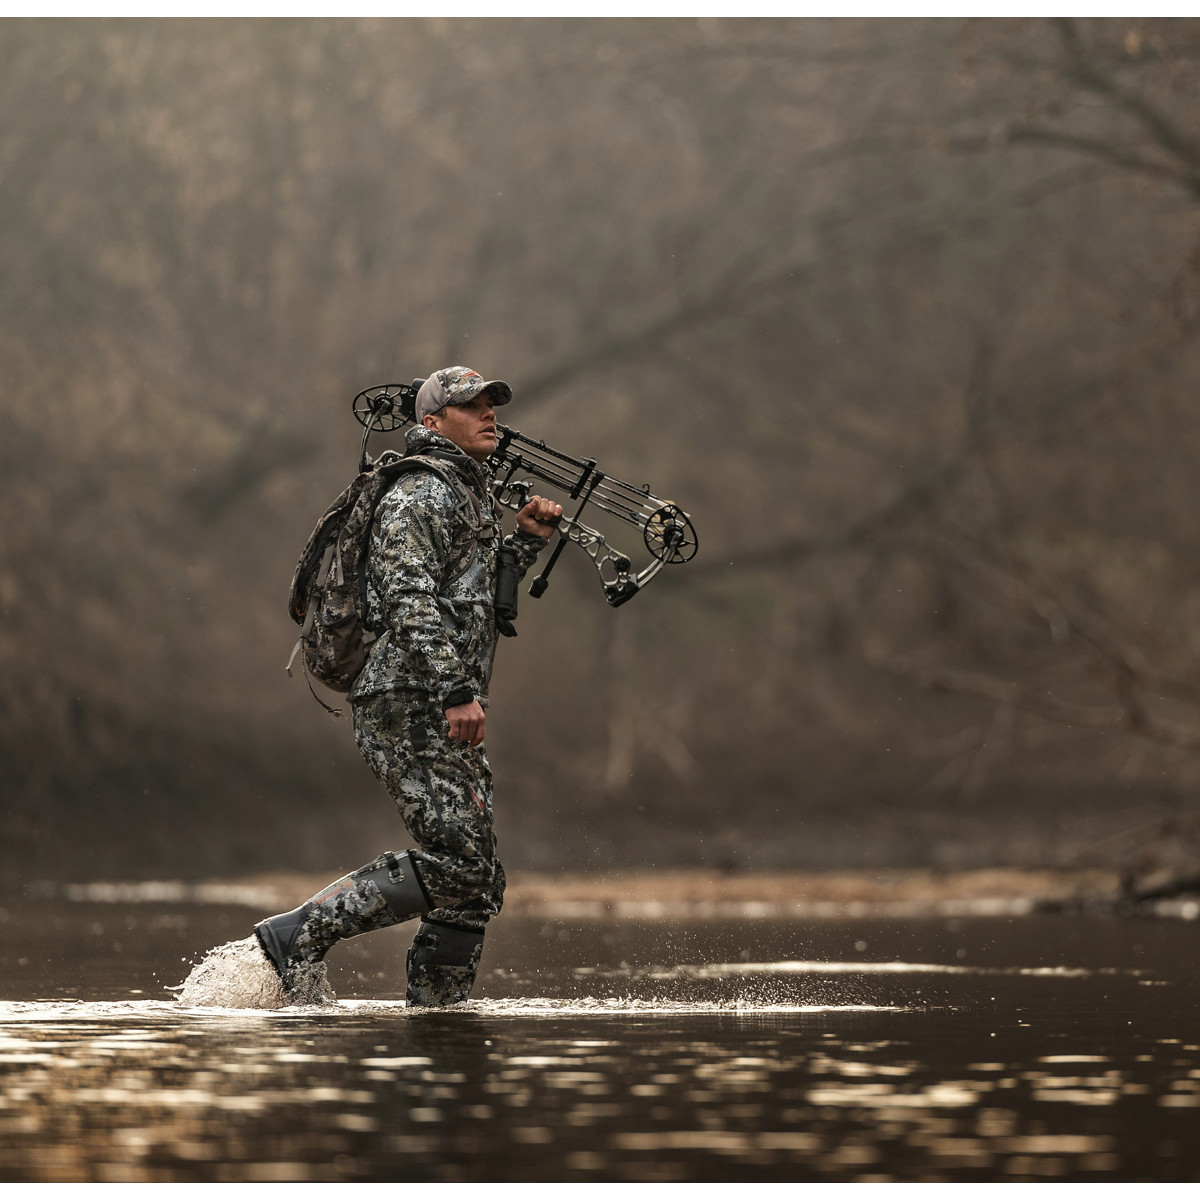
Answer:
xmin=404 ymin=425 xmax=493 ymax=492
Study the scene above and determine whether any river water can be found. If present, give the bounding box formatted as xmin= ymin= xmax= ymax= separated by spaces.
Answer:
xmin=1 ymin=896 xmax=1198 ymax=1181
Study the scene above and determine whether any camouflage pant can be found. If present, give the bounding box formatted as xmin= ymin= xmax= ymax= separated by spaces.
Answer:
xmin=351 ymin=689 xmax=505 ymax=936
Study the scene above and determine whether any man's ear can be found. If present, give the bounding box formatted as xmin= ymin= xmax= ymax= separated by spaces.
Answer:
xmin=422 ymin=412 xmax=440 ymax=431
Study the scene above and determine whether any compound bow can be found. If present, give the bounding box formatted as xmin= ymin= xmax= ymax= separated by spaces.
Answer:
xmin=352 ymin=381 xmax=698 ymax=607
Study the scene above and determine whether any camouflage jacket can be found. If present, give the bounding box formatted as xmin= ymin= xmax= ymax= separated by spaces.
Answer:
xmin=348 ymin=426 xmax=547 ymax=709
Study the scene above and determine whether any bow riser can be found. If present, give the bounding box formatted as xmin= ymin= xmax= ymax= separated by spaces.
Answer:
xmin=491 ymin=485 xmax=669 ymax=607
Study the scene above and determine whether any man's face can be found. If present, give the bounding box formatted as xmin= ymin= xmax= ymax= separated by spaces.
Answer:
xmin=424 ymin=392 xmax=498 ymax=462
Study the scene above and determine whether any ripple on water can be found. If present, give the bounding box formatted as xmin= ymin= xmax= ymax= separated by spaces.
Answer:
xmin=0 ymin=995 xmax=906 ymax=1026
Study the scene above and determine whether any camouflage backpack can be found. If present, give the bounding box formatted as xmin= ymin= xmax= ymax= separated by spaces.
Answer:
xmin=285 ymin=450 xmax=496 ymax=712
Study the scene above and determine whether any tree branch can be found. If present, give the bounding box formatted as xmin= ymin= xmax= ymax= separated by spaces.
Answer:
xmin=1053 ymin=17 xmax=1200 ymax=170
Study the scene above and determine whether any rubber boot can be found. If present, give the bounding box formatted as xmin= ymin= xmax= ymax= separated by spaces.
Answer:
xmin=406 ymin=920 xmax=485 ymax=1007
xmin=255 ymin=851 xmax=429 ymax=1001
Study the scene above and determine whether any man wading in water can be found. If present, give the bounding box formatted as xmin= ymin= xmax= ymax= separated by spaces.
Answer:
xmin=253 ymin=367 xmax=562 ymax=1007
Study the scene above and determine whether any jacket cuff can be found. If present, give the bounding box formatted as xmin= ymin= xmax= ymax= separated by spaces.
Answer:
xmin=513 ymin=528 xmax=550 ymax=546
xmin=442 ymin=686 xmax=475 ymax=711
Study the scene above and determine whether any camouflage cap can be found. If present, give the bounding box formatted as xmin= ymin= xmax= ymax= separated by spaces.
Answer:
xmin=415 ymin=366 xmax=512 ymax=421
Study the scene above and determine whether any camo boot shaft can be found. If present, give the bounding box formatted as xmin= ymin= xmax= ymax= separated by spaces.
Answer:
xmin=255 ymin=851 xmax=428 ymax=999
xmin=406 ymin=921 xmax=486 ymax=1007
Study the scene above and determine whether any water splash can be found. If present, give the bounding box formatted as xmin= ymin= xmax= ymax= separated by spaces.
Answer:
xmin=173 ymin=936 xmax=335 ymax=1009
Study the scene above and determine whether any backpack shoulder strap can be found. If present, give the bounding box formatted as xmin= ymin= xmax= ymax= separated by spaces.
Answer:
xmin=385 ymin=453 xmax=498 ymax=540
xmin=374 ymin=454 xmax=499 ymax=588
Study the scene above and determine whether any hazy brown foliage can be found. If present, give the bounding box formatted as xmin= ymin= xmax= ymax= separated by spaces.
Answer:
xmin=3 ymin=18 xmax=1200 ymax=880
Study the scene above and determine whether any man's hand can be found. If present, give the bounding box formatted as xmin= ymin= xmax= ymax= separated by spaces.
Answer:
xmin=445 ymin=699 xmax=486 ymax=746
xmin=516 ymin=494 xmax=563 ymax=538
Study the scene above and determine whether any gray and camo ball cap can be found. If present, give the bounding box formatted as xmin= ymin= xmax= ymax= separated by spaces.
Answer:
xmin=415 ymin=366 xmax=512 ymax=421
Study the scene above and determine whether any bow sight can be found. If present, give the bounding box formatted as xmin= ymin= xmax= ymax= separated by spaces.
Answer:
xmin=352 ymin=381 xmax=698 ymax=607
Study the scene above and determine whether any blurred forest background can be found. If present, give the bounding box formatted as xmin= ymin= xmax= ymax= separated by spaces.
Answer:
xmin=4 ymin=17 xmax=1200 ymax=885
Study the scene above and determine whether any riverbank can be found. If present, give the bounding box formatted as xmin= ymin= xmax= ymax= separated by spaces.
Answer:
xmin=32 ymin=866 xmax=1172 ymax=919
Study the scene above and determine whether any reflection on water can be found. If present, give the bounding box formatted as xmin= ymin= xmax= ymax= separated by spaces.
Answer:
xmin=1 ymin=902 xmax=1199 ymax=1181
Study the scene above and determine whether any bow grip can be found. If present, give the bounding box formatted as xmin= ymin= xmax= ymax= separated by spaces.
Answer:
xmin=509 ymin=479 xmax=563 ymax=530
